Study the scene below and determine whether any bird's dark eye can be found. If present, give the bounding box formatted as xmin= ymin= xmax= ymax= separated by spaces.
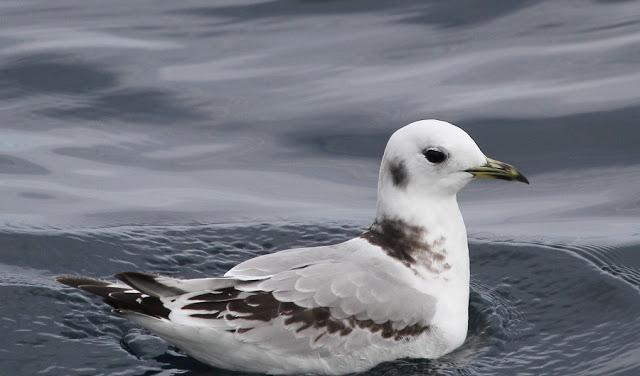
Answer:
xmin=423 ymin=149 xmax=447 ymax=164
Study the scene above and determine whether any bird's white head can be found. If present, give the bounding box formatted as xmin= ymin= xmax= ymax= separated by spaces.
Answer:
xmin=376 ymin=119 xmax=528 ymax=220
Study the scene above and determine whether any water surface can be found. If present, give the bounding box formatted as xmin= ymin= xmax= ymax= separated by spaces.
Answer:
xmin=1 ymin=1 xmax=640 ymax=375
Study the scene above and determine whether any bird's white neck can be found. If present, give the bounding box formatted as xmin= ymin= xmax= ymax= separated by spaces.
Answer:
xmin=372 ymin=178 xmax=471 ymax=345
xmin=376 ymin=188 xmax=460 ymax=231
xmin=373 ymin=173 xmax=470 ymax=284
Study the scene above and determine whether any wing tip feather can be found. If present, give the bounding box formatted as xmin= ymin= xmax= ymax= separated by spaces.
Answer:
xmin=56 ymin=275 xmax=110 ymax=288
xmin=115 ymin=271 xmax=185 ymax=297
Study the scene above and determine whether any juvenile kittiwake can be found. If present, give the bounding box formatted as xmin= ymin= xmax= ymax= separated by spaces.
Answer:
xmin=57 ymin=119 xmax=528 ymax=375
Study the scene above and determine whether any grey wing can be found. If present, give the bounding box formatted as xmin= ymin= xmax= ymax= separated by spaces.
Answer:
xmin=223 ymin=242 xmax=349 ymax=280
xmin=225 ymin=240 xmax=436 ymax=326
xmin=186 ymin=240 xmax=438 ymax=354
xmin=61 ymin=241 xmax=437 ymax=356
xmin=166 ymin=264 xmax=435 ymax=355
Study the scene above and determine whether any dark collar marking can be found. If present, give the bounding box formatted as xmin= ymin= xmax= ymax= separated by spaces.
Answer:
xmin=360 ymin=218 xmax=427 ymax=267
xmin=360 ymin=218 xmax=449 ymax=272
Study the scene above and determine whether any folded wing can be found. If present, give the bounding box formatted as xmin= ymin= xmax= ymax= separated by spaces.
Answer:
xmin=59 ymin=242 xmax=437 ymax=356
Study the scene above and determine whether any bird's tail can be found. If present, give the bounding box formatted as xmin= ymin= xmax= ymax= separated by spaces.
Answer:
xmin=56 ymin=273 xmax=178 ymax=319
xmin=57 ymin=272 xmax=239 ymax=320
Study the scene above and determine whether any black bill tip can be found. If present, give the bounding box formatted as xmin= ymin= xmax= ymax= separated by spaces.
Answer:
xmin=515 ymin=172 xmax=530 ymax=184
xmin=466 ymin=157 xmax=530 ymax=184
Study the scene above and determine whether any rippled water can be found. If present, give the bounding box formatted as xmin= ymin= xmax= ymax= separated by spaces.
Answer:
xmin=1 ymin=1 xmax=640 ymax=375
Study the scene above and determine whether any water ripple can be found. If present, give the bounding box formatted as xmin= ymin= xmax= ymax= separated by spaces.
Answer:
xmin=0 ymin=222 xmax=638 ymax=375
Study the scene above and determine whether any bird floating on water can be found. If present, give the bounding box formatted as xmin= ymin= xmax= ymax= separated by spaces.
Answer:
xmin=57 ymin=119 xmax=528 ymax=375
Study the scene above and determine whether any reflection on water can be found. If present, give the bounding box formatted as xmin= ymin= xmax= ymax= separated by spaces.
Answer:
xmin=1 ymin=0 xmax=640 ymax=375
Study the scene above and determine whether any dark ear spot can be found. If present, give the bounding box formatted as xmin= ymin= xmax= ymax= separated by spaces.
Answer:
xmin=388 ymin=160 xmax=408 ymax=188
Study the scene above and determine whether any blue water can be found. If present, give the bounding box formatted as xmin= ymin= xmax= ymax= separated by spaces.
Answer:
xmin=1 ymin=1 xmax=640 ymax=375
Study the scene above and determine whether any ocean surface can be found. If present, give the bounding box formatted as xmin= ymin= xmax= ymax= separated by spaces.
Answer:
xmin=1 ymin=1 xmax=640 ymax=375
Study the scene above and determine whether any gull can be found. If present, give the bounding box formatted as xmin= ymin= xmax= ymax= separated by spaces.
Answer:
xmin=57 ymin=119 xmax=528 ymax=375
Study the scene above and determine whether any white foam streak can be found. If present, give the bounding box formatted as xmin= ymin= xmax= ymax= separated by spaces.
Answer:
xmin=0 ymin=27 xmax=179 ymax=54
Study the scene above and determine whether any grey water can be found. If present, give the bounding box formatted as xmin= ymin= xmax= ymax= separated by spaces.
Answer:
xmin=1 ymin=0 xmax=640 ymax=375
